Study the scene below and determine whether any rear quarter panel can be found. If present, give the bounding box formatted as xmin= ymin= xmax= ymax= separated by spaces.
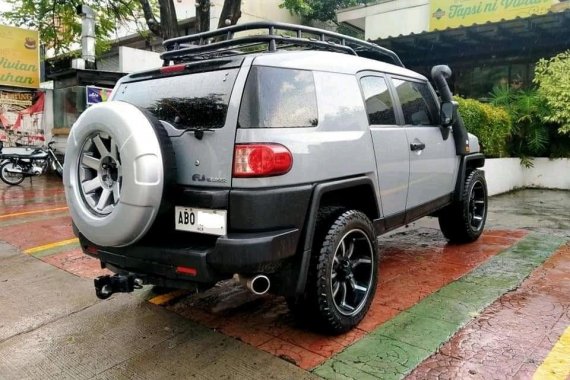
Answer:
xmin=233 ymin=71 xmax=379 ymax=193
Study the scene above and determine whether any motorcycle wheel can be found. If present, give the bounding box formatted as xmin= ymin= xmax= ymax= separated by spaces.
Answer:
xmin=0 ymin=162 xmax=25 ymax=185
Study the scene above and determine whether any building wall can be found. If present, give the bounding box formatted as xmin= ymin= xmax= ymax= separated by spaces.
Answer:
xmin=118 ymin=47 xmax=163 ymax=73
xmin=175 ymin=0 xmax=301 ymax=30
xmin=483 ymin=158 xmax=570 ymax=196
xmin=364 ymin=0 xmax=429 ymax=39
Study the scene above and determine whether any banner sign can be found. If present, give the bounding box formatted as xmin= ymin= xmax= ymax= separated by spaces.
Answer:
xmin=0 ymin=24 xmax=40 ymax=89
xmin=0 ymin=90 xmax=45 ymax=146
xmin=430 ymin=0 xmax=555 ymax=31
xmin=86 ymin=86 xmax=112 ymax=106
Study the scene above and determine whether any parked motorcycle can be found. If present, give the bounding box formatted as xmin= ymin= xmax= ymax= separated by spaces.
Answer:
xmin=0 ymin=141 xmax=64 ymax=185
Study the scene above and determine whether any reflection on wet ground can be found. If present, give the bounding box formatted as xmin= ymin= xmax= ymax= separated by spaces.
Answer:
xmin=0 ymin=177 xmax=568 ymax=379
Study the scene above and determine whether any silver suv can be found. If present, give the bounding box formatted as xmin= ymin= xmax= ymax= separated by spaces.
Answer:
xmin=64 ymin=22 xmax=487 ymax=334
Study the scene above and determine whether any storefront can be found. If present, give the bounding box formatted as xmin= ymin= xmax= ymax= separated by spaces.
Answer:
xmin=46 ymin=69 xmax=122 ymax=147
xmin=0 ymin=24 xmax=46 ymax=146
xmin=338 ymin=0 xmax=570 ymax=99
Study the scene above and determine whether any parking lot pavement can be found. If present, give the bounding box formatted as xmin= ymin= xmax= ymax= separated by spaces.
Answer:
xmin=0 ymin=176 xmax=316 ymax=380
xmin=0 ymin=176 xmax=568 ymax=379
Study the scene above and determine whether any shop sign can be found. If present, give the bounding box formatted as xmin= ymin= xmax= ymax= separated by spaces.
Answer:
xmin=0 ymin=90 xmax=45 ymax=146
xmin=86 ymin=86 xmax=113 ymax=106
xmin=430 ymin=0 xmax=556 ymax=31
xmin=0 ymin=24 xmax=40 ymax=89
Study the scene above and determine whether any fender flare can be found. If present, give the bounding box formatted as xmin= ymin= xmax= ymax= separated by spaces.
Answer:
xmin=294 ymin=176 xmax=380 ymax=295
xmin=455 ymin=153 xmax=485 ymax=201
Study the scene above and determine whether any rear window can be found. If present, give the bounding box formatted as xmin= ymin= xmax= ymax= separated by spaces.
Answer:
xmin=238 ymin=66 xmax=318 ymax=128
xmin=113 ymin=69 xmax=239 ymax=129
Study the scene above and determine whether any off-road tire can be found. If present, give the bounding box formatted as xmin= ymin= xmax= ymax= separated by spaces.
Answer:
xmin=439 ymin=169 xmax=488 ymax=243
xmin=290 ymin=208 xmax=378 ymax=335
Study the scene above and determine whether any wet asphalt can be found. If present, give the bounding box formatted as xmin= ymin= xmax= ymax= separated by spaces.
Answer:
xmin=0 ymin=180 xmax=568 ymax=379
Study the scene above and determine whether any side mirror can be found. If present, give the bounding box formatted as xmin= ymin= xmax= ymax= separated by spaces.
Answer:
xmin=440 ymin=101 xmax=457 ymax=127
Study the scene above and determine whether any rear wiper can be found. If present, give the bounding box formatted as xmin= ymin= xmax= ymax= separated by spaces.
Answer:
xmin=185 ymin=126 xmax=214 ymax=140
xmin=173 ymin=116 xmax=214 ymax=140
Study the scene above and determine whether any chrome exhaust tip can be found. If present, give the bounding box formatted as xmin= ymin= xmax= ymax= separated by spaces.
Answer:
xmin=237 ymin=274 xmax=270 ymax=295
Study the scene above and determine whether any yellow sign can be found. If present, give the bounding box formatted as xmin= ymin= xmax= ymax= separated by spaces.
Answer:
xmin=0 ymin=24 xmax=40 ymax=89
xmin=430 ymin=0 xmax=555 ymax=31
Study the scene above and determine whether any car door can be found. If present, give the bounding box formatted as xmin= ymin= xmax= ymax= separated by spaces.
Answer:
xmin=359 ymin=74 xmax=409 ymax=222
xmin=390 ymin=77 xmax=458 ymax=212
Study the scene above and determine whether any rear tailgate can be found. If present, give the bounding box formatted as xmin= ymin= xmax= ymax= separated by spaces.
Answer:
xmin=112 ymin=57 xmax=251 ymax=188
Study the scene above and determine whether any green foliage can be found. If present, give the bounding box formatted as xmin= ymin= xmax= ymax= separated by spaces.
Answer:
xmin=534 ymin=50 xmax=570 ymax=135
xmin=489 ymin=85 xmax=555 ymax=160
xmin=456 ymin=97 xmax=512 ymax=158
xmin=1 ymin=0 xmax=141 ymax=55
xmin=280 ymin=0 xmax=371 ymax=24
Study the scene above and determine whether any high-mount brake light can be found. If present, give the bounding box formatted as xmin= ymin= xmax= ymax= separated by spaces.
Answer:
xmin=233 ymin=144 xmax=293 ymax=178
xmin=160 ymin=64 xmax=186 ymax=74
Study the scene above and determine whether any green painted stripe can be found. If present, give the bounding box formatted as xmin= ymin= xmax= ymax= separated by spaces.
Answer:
xmin=314 ymin=233 xmax=566 ymax=380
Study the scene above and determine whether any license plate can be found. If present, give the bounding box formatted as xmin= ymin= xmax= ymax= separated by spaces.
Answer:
xmin=175 ymin=207 xmax=227 ymax=236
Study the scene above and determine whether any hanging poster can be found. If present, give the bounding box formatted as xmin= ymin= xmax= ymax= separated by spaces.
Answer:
xmin=430 ymin=0 xmax=556 ymax=31
xmin=0 ymin=24 xmax=40 ymax=88
xmin=0 ymin=90 xmax=45 ymax=146
xmin=86 ymin=86 xmax=112 ymax=106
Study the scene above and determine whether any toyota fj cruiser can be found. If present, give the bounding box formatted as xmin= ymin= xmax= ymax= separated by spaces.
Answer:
xmin=64 ymin=22 xmax=487 ymax=334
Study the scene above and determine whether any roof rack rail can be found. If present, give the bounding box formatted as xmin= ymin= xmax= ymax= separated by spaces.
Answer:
xmin=161 ymin=21 xmax=404 ymax=67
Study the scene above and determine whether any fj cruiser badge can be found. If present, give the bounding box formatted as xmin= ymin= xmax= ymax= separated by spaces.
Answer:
xmin=192 ymin=174 xmax=227 ymax=183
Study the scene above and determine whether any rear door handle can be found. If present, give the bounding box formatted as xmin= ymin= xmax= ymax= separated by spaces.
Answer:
xmin=410 ymin=142 xmax=426 ymax=151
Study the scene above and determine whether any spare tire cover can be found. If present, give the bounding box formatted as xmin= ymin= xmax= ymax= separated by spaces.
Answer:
xmin=64 ymin=101 xmax=169 ymax=247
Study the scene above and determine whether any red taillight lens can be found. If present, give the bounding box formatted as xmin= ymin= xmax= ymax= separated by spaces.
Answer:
xmin=176 ymin=266 xmax=197 ymax=276
xmin=160 ymin=64 xmax=186 ymax=74
xmin=233 ymin=144 xmax=293 ymax=177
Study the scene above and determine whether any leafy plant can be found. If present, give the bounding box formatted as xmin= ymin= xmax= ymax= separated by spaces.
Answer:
xmin=1 ymin=0 xmax=141 ymax=56
xmin=534 ymin=50 xmax=570 ymax=135
xmin=280 ymin=0 xmax=373 ymax=24
xmin=489 ymin=85 xmax=552 ymax=162
xmin=456 ymin=97 xmax=512 ymax=158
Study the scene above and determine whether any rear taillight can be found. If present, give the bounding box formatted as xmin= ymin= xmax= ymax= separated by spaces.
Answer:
xmin=233 ymin=144 xmax=293 ymax=178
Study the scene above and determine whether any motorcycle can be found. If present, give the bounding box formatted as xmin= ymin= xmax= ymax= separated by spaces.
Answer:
xmin=0 ymin=141 xmax=64 ymax=185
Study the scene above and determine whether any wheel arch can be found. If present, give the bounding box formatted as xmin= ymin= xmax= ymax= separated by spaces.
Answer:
xmin=293 ymin=176 xmax=380 ymax=296
xmin=455 ymin=153 xmax=485 ymax=201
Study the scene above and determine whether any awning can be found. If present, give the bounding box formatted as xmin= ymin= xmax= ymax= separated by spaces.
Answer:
xmin=372 ymin=9 xmax=570 ymax=69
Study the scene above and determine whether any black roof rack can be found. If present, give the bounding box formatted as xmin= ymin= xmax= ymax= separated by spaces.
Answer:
xmin=161 ymin=21 xmax=404 ymax=67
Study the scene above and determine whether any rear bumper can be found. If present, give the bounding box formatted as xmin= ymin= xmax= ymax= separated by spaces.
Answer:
xmin=81 ymin=226 xmax=301 ymax=285
xmin=79 ymin=183 xmax=312 ymax=287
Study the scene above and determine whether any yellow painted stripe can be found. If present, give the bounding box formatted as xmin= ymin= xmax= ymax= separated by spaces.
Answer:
xmin=148 ymin=289 xmax=190 ymax=305
xmin=23 ymin=238 xmax=79 ymax=254
xmin=0 ymin=206 xmax=68 ymax=220
xmin=533 ymin=326 xmax=570 ymax=380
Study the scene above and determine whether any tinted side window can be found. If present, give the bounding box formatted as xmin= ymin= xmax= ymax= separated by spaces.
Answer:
xmin=393 ymin=79 xmax=439 ymax=126
xmin=239 ymin=66 xmax=318 ymax=128
xmin=360 ymin=76 xmax=397 ymax=125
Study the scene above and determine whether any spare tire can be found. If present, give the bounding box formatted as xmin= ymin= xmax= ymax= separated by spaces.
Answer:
xmin=64 ymin=101 xmax=175 ymax=247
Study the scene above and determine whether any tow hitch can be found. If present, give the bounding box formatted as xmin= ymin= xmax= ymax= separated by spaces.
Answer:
xmin=94 ymin=274 xmax=143 ymax=299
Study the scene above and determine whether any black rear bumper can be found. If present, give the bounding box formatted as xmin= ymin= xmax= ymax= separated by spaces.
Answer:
xmin=79 ymin=184 xmax=312 ymax=287
xmin=82 ymin=227 xmax=300 ymax=286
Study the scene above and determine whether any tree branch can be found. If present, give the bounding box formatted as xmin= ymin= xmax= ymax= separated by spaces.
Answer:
xmin=217 ymin=0 xmax=242 ymax=29
xmin=195 ymin=0 xmax=210 ymax=33
xmin=138 ymin=0 xmax=162 ymax=37
xmin=158 ymin=0 xmax=179 ymax=40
